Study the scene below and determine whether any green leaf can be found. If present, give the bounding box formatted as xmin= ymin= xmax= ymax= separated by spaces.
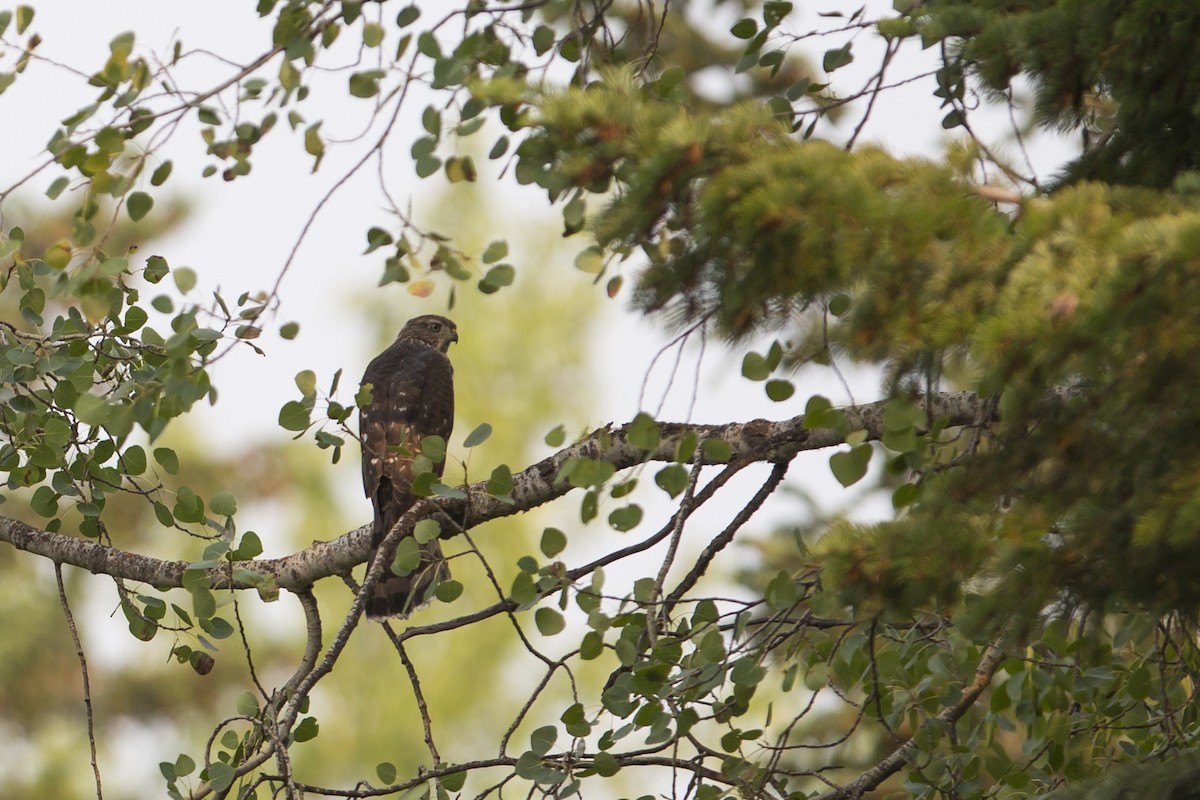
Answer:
xmin=417 ymin=31 xmax=440 ymax=57
xmin=304 ymin=123 xmax=324 ymax=169
xmin=390 ymin=537 xmax=421 ymax=576
xmin=765 ymin=379 xmax=795 ymax=401
xmin=173 ymin=486 xmax=205 ymax=523
xmin=126 ymin=191 xmax=153 ymax=221
xmin=892 ymin=482 xmax=922 ymax=509
xmin=802 ymin=395 xmax=842 ymax=429
xmin=566 ymin=458 xmax=615 ymax=488
xmin=628 ymin=412 xmax=660 ymax=450
xmin=561 ymin=702 xmax=590 ymax=736
xmin=422 ymin=105 xmax=440 ymax=135
xmin=609 ymin=477 xmax=634 ymax=499
xmin=152 ymin=502 xmax=172 ymax=527
xmin=580 ymin=489 xmax=598 ymax=523
xmin=544 ymin=425 xmax=565 ymax=447
xmin=205 ymin=763 xmax=234 ymax=792
xmin=435 ymin=579 xmax=463 ymax=603
xmin=480 ymin=264 xmax=514 ymax=291
xmin=532 ymin=24 xmax=555 ymax=55
xmin=46 ymin=176 xmax=68 ymax=199
xmin=280 ymin=321 xmax=300 ymax=340
xmin=420 ymin=435 xmax=446 ymax=462
xmin=540 ymin=527 xmax=567 ymax=558
xmin=348 ymin=70 xmax=386 ymax=98
xmin=574 ymin=245 xmax=603 ymax=273
xmin=731 ymin=657 xmax=766 ymax=686
xmin=487 ymin=464 xmax=513 ymax=497
xmin=43 ymin=240 xmax=71 ymax=270
xmin=293 ymin=716 xmax=319 ymax=743
xmin=829 ymin=444 xmax=871 ymax=487
xmin=463 ymin=422 xmax=492 ymax=447
xmin=395 ymin=5 xmax=419 ymax=27
xmin=362 ymin=22 xmax=384 ymax=47
xmin=210 ymin=491 xmax=237 ymax=517
xmin=581 ymin=630 xmax=603 ymax=659
xmin=413 ymin=518 xmax=440 ymax=544
xmin=884 ymin=398 xmax=923 ymax=430
xmin=592 ymin=751 xmax=620 ymax=777
xmin=236 ymin=691 xmax=259 ymax=716
xmin=482 ymin=240 xmax=508 ymax=264
xmin=278 ymin=400 xmax=311 ymax=432
xmin=510 ymin=571 xmax=537 ymax=605
xmin=741 ymin=351 xmax=771 ymax=381
xmin=364 ymin=226 xmax=393 ymax=254
xmin=150 ymin=160 xmax=173 ymax=186
xmin=441 ymin=771 xmax=467 ymax=791
xmin=530 ymin=725 xmax=557 ymax=756
xmin=431 ymin=482 xmax=465 ymax=499
xmin=15 ymin=5 xmax=33 ymax=34
xmin=173 ymin=266 xmax=196 ymax=293
xmin=731 ymin=18 xmax=758 ymax=39
xmin=823 ymin=43 xmax=854 ymax=72
xmin=154 ymin=447 xmax=179 ymax=474
xmin=535 ymin=607 xmax=565 ymax=636
xmin=608 ymin=504 xmax=643 ymax=532
xmin=191 ymin=586 xmax=216 ymax=618
xmin=702 ymin=438 xmax=733 ymax=463
xmin=121 ymin=445 xmax=147 ymax=475
xmin=31 ymin=486 xmax=59 ymax=518
xmin=144 ymin=255 xmax=169 ymax=283
xmin=766 ymin=571 xmax=798 ymax=609
xmin=377 ymin=762 xmax=397 ymax=785
xmin=882 ymin=425 xmax=918 ymax=453
xmin=515 ymin=751 xmax=542 ymax=780
xmin=182 ymin=568 xmax=210 ymax=592
xmin=674 ymin=430 xmax=698 ymax=463
xmin=488 ymin=135 xmax=509 ymax=160
xmin=655 ymin=464 xmax=689 ymax=498
xmin=235 ymin=531 xmax=263 ymax=559
xmin=294 ymin=369 xmax=317 ymax=398
xmin=174 ymin=754 xmax=195 ymax=777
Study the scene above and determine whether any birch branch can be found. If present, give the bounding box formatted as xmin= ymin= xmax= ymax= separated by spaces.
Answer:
xmin=0 ymin=391 xmax=991 ymax=590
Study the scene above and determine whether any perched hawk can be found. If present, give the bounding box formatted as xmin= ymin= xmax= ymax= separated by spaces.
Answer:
xmin=359 ymin=315 xmax=457 ymax=620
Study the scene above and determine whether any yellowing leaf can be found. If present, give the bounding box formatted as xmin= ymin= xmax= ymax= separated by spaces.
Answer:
xmin=407 ymin=279 xmax=434 ymax=297
xmin=43 ymin=240 xmax=72 ymax=270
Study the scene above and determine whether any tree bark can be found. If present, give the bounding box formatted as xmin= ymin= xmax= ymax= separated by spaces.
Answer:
xmin=0 ymin=391 xmax=992 ymax=590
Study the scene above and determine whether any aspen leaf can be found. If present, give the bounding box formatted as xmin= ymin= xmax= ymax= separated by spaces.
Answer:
xmin=407 ymin=279 xmax=434 ymax=297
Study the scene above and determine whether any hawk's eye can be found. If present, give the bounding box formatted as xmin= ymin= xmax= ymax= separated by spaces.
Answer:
xmin=429 ymin=322 xmax=442 ymax=332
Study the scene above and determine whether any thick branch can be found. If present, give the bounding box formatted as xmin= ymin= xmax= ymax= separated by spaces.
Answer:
xmin=0 ymin=391 xmax=990 ymax=589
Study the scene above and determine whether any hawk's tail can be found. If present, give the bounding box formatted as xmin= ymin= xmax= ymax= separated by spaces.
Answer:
xmin=367 ymin=540 xmax=450 ymax=621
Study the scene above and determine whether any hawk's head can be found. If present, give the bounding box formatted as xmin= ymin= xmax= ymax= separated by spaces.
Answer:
xmin=398 ymin=315 xmax=458 ymax=353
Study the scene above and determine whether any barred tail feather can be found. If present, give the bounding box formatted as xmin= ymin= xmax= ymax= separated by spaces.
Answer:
xmin=366 ymin=541 xmax=450 ymax=621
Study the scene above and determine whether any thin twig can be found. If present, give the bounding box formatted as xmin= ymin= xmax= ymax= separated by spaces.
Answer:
xmin=56 ymin=564 xmax=104 ymax=800
xmin=663 ymin=461 xmax=790 ymax=613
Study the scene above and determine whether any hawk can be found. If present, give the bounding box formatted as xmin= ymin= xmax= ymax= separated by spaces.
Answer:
xmin=359 ymin=315 xmax=457 ymax=620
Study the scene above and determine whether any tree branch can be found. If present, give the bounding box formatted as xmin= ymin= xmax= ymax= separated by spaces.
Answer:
xmin=0 ymin=391 xmax=992 ymax=590
xmin=813 ymin=638 xmax=1006 ymax=799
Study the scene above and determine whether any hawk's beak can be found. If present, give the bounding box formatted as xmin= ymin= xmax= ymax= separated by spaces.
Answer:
xmin=449 ymin=330 xmax=459 ymax=345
